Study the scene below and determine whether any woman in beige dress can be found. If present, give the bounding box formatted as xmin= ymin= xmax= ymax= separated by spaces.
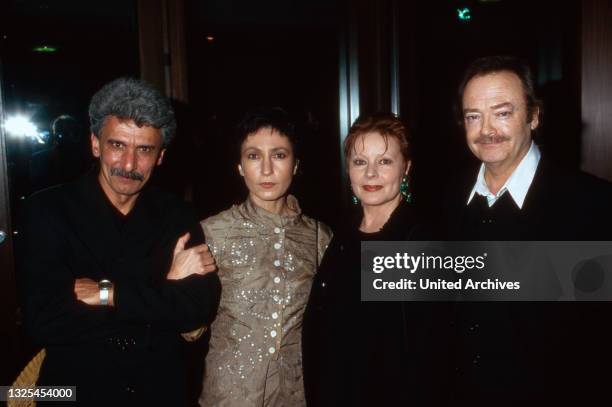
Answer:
xmin=190 ymin=108 xmax=332 ymax=406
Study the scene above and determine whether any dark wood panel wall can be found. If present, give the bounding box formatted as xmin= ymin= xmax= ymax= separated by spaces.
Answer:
xmin=581 ymin=0 xmax=612 ymax=181
xmin=166 ymin=0 xmax=189 ymax=103
xmin=137 ymin=0 xmax=188 ymax=103
xmin=353 ymin=0 xmax=395 ymax=115
xmin=137 ymin=0 xmax=165 ymax=93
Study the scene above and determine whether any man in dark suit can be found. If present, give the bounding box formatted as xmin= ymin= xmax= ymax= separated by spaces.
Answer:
xmin=17 ymin=78 xmax=221 ymax=405
xmin=450 ymin=56 xmax=612 ymax=405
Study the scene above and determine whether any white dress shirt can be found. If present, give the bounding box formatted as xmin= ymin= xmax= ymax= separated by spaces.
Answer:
xmin=467 ymin=141 xmax=541 ymax=209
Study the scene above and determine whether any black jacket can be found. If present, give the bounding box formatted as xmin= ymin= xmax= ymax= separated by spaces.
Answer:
xmin=452 ymin=156 xmax=612 ymax=240
xmin=449 ymin=157 xmax=612 ymax=406
xmin=302 ymin=201 xmax=452 ymax=406
xmin=16 ymin=172 xmax=221 ymax=406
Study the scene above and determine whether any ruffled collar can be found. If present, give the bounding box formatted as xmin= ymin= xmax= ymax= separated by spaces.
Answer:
xmin=237 ymin=194 xmax=303 ymax=227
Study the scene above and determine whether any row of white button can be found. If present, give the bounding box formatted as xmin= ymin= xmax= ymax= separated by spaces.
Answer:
xmin=270 ymin=226 xmax=284 ymax=355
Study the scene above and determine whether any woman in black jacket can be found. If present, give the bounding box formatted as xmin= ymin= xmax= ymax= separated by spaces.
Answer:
xmin=302 ymin=114 xmax=449 ymax=406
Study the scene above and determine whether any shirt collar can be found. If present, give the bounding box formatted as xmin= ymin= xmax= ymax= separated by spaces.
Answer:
xmin=239 ymin=194 xmax=303 ymax=227
xmin=467 ymin=141 xmax=541 ymax=209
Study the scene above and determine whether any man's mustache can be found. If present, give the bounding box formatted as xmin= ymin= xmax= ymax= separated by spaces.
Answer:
xmin=474 ymin=135 xmax=511 ymax=144
xmin=111 ymin=167 xmax=145 ymax=181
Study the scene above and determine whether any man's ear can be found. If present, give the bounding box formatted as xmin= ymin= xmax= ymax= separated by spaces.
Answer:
xmin=529 ymin=107 xmax=540 ymax=130
xmin=293 ymin=159 xmax=300 ymax=175
xmin=238 ymin=164 xmax=244 ymax=176
xmin=156 ymin=148 xmax=166 ymax=166
xmin=91 ymin=133 xmax=101 ymax=158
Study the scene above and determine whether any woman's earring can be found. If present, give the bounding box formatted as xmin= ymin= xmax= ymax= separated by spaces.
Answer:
xmin=350 ymin=186 xmax=359 ymax=205
xmin=400 ymin=176 xmax=412 ymax=203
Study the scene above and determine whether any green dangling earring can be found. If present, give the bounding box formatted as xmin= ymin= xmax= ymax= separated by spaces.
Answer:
xmin=400 ymin=176 xmax=412 ymax=203
xmin=349 ymin=183 xmax=359 ymax=205
xmin=350 ymin=185 xmax=359 ymax=205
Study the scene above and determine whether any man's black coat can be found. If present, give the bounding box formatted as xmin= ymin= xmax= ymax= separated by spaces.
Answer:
xmin=16 ymin=172 xmax=221 ymax=406
xmin=453 ymin=156 xmax=612 ymax=240
xmin=449 ymin=156 xmax=612 ymax=406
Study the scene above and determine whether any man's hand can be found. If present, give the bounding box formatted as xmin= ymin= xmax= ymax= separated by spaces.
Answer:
xmin=167 ymin=232 xmax=217 ymax=280
xmin=74 ymin=278 xmax=114 ymax=306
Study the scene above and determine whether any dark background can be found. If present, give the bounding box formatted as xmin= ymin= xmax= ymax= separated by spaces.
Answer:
xmin=0 ymin=0 xmax=593 ymax=387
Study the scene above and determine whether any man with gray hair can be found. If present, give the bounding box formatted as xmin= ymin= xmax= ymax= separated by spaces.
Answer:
xmin=17 ymin=77 xmax=220 ymax=405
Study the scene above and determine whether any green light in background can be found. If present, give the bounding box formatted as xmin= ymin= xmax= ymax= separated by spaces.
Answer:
xmin=457 ymin=7 xmax=472 ymax=21
xmin=33 ymin=45 xmax=57 ymax=53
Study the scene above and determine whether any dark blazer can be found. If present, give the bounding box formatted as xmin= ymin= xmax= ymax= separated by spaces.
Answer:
xmin=452 ymin=156 xmax=612 ymax=240
xmin=302 ymin=201 xmax=453 ymax=407
xmin=16 ymin=172 xmax=221 ymax=406
xmin=449 ymin=156 xmax=612 ymax=406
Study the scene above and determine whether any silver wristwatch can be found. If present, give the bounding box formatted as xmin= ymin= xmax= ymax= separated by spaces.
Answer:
xmin=98 ymin=279 xmax=113 ymax=305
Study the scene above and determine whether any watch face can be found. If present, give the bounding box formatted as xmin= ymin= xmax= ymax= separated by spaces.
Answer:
xmin=99 ymin=279 xmax=113 ymax=290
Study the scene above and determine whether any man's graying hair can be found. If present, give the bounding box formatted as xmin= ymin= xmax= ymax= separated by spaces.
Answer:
xmin=88 ymin=77 xmax=176 ymax=147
